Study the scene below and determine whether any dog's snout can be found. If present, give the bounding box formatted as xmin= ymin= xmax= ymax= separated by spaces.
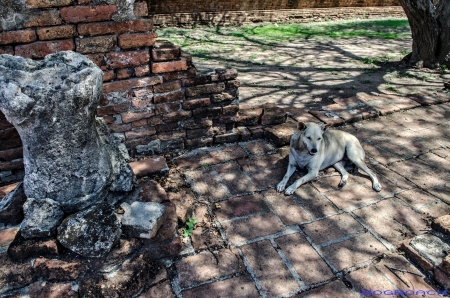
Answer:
xmin=311 ymin=148 xmax=317 ymax=153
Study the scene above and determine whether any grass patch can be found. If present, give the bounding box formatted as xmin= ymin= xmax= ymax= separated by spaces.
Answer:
xmin=226 ymin=19 xmax=410 ymax=41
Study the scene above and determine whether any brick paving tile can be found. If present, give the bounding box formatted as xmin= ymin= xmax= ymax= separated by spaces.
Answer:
xmin=186 ymin=170 xmax=228 ymax=201
xmin=302 ymin=213 xmax=365 ymax=246
xmin=241 ymin=239 xmax=300 ymax=296
xmin=0 ymin=227 xmax=19 ymax=248
xmin=370 ymin=163 xmax=414 ymax=190
xmin=237 ymin=153 xmax=288 ymax=173
xmin=419 ymin=152 xmax=450 ymax=172
xmin=214 ymin=162 xmax=257 ymax=195
xmin=294 ymin=184 xmax=338 ymax=219
xmin=244 ymin=140 xmax=274 ymax=155
xmin=388 ymin=156 xmax=450 ymax=189
xmin=222 ymin=213 xmax=285 ymax=244
xmin=247 ymin=166 xmax=293 ymax=189
xmin=432 ymin=148 xmax=450 ymax=159
xmin=129 ymin=156 xmax=169 ymax=177
xmin=293 ymin=280 xmax=356 ymax=297
xmin=138 ymin=281 xmax=175 ymax=298
xmin=374 ymin=254 xmax=433 ymax=291
xmin=395 ymin=188 xmax=450 ymax=218
xmin=181 ymin=275 xmax=259 ymax=298
xmin=360 ymin=116 xmax=407 ymax=133
xmin=362 ymin=143 xmax=403 ymax=165
xmin=345 ymin=264 xmax=400 ymax=296
xmin=310 ymin=173 xmax=364 ymax=193
xmin=213 ymin=193 xmax=269 ymax=221
xmin=220 ymin=145 xmax=247 ymax=161
xmin=262 ymin=189 xmax=311 ymax=225
xmin=426 ymin=183 xmax=450 ymax=205
xmin=375 ymin=142 xmax=416 ymax=160
xmin=352 ymin=198 xmax=427 ymax=247
xmin=275 ymin=233 xmax=334 ymax=285
xmin=321 ymin=233 xmax=386 ymax=271
xmin=176 ymin=248 xmax=244 ymax=288
xmin=324 ymin=183 xmax=382 ymax=210
xmin=389 ymin=109 xmax=440 ymax=131
xmin=175 ymin=150 xmax=225 ymax=170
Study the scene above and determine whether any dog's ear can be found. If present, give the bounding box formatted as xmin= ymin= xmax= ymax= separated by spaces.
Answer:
xmin=321 ymin=123 xmax=332 ymax=131
xmin=298 ymin=122 xmax=307 ymax=131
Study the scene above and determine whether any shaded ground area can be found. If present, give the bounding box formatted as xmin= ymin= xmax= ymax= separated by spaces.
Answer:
xmin=158 ymin=19 xmax=449 ymax=110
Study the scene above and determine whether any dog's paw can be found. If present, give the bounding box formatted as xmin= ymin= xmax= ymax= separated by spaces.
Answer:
xmin=373 ymin=182 xmax=382 ymax=192
xmin=285 ymin=185 xmax=296 ymax=195
xmin=338 ymin=180 xmax=347 ymax=188
xmin=277 ymin=182 xmax=286 ymax=192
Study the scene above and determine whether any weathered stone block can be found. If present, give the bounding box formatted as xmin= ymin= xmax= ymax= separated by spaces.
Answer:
xmin=21 ymin=198 xmax=64 ymax=239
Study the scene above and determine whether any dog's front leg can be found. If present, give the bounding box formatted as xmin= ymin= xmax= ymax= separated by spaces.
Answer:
xmin=285 ymin=170 xmax=319 ymax=195
xmin=277 ymin=163 xmax=296 ymax=192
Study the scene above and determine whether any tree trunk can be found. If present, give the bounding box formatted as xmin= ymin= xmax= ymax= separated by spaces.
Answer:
xmin=399 ymin=0 xmax=450 ymax=68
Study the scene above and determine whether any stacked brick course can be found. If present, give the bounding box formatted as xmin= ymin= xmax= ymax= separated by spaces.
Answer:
xmin=0 ymin=0 xmax=246 ymax=184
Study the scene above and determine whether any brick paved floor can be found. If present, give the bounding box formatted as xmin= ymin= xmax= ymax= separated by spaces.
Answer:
xmin=164 ymin=102 xmax=450 ymax=297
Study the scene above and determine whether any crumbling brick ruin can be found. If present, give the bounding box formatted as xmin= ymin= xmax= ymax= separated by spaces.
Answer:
xmin=0 ymin=0 xmax=405 ymax=184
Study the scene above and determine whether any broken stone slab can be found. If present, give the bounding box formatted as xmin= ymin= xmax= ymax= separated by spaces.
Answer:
xmin=433 ymin=215 xmax=450 ymax=236
xmin=7 ymin=233 xmax=61 ymax=261
xmin=0 ymin=52 xmax=135 ymax=213
xmin=119 ymin=201 xmax=167 ymax=239
xmin=129 ymin=156 xmax=169 ymax=178
xmin=21 ymin=198 xmax=64 ymax=239
xmin=57 ymin=202 xmax=121 ymax=258
xmin=0 ymin=182 xmax=26 ymax=225
xmin=410 ymin=234 xmax=450 ymax=266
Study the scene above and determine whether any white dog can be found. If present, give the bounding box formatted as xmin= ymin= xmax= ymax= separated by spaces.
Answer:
xmin=277 ymin=122 xmax=382 ymax=195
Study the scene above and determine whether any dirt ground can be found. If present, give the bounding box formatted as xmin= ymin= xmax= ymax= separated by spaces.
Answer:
xmin=159 ymin=19 xmax=450 ymax=110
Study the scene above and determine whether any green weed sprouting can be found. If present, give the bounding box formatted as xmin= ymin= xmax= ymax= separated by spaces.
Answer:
xmin=183 ymin=218 xmax=198 ymax=237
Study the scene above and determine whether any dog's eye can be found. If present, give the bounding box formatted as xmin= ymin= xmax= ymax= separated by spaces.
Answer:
xmin=318 ymin=138 xmax=322 ymax=140
xmin=307 ymin=137 xmax=311 ymax=140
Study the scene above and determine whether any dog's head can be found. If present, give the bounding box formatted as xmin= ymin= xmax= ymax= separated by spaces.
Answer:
xmin=297 ymin=122 xmax=331 ymax=156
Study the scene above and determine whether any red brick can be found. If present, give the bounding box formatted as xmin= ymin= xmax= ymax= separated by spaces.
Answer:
xmin=151 ymin=40 xmax=180 ymax=61
xmin=238 ymin=153 xmax=287 ymax=172
xmin=134 ymin=1 xmax=148 ymax=17
xmin=294 ymin=280 xmax=354 ymax=297
xmin=0 ymin=30 xmax=36 ymax=45
xmin=24 ymin=9 xmax=62 ymax=27
xmin=139 ymin=281 xmax=174 ymax=298
xmin=345 ymin=265 xmax=396 ymax=296
xmin=214 ymin=130 xmax=240 ymax=144
xmin=132 ymin=118 xmax=148 ymax=128
xmin=77 ymin=19 xmax=153 ymax=36
xmin=102 ymin=76 xmax=162 ymax=93
xmin=396 ymin=188 xmax=450 ymax=218
xmin=302 ymin=213 xmax=364 ymax=245
xmin=129 ymin=156 xmax=168 ymax=177
xmin=131 ymin=98 xmax=152 ymax=110
xmin=75 ymin=35 xmax=115 ymax=54
xmin=96 ymin=104 xmax=129 ymax=116
xmin=0 ymin=160 xmax=23 ymax=171
xmin=176 ymin=248 xmax=244 ymax=288
xmin=225 ymin=80 xmax=240 ymax=90
xmin=192 ymin=106 xmax=222 ymax=118
xmin=262 ymin=189 xmax=310 ymax=225
xmin=103 ymin=70 xmax=115 ymax=81
xmin=118 ymin=32 xmax=158 ymax=49
xmin=108 ymin=123 xmax=131 ymax=133
xmin=241 ymin=240 xmax=299 ymax=296
xmin=36 ymin=25 xmax=76 ymax=40
xmin=125 ymin=127 xmax=157 ymax=140
xmin=185 ymin=137 xmax=213 ymax=149
xmin=0 ymin=147 xmax=23 ymax=161
xmin=84 ymin=53 xmax=105 ymax=67
xmin=211 ymin=91 xmax=237 ymax=103
xmin=135 ymin=65 xmax=150 ymax=77
xmin=106 ymin=50 xmax=150 ymax=69
xmin=399 ymin=240 xmax=434 ymax=272
xmin=154 ymin=102 xmax=180 ymax=115
xmin=214 ymin=193 xmax=269 ymax=221
xmin=15 ymin=40 xmax=74 ymax=58
xmin=154 ymin=90 xmax=184 ymax=104
xmin=248 ymin=166 xmax=290 ymax=189
xmin=223 ymin=104 xmax=239 ymax=115
xmin=116 ymin=68 xmax=133 ymax=79
xmin=33 ymin=258 xmax=87 ymax=281
xmin=276 ymin=233 xmax=334 ymax=285
xmin=222 ymin=213 xmax=284 ymax=244
xmin=321 ymin=233 xmax=386 ymax=271
xmin=0 ymin=46 xmax=14 ymax=55
xmin=186 ymin=83 xmax=226 ymax=97
xmin=182 ymin=275 xmax=259 ymax=298
xmin=324 ymin=183 xmax=382 ymax=210
xmin=153 ymin=81 xmax=181 ymax=93
xmin=432 ymin=215 xmax=450 ymax=236
xmin=181 ymin=98 xmax=210 ymax=110
xmin=185 ymin=126 xmax=215 ymax=139
xmin=122 ymin=110 xmax=154 ymax=123
xmin=0 ymin=228 xmax=19 ymax=248
xmin=28 ymin=282 xmax=77 ymax=298
xmin=152 ymin=59 xmax=188 ymax=74
xmin=157 ymin=130 xmax=185 ymax=141
xmin=211 ymin=68 xmax=238 ymax=81
xmin=215 ymin=162 xmax=257 ymax=195
xmin=162 ymin=111 xmax=191 ymax=123
xmin=60 ymin=5 xmax=118 ymax=23
xmin=26 ymin=0 xmax=72 ymax=8
xmin=185 ymin=170 xmax=228 ymax=201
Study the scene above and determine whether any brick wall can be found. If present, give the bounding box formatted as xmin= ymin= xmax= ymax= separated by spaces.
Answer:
xmin=148 ymin=0 xmax=399 ymax=14
xmin=0 ymin=0 xmax=245 ymax=185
